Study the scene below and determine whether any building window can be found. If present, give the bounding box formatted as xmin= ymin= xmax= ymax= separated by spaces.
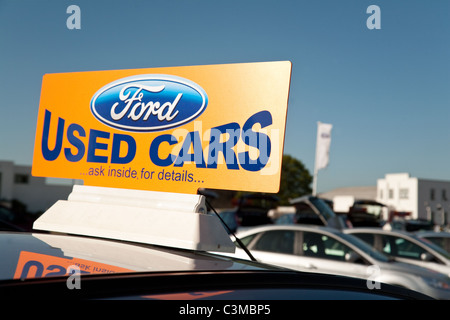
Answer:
xmin=443 ymin=190 xmax=448 ymax=201
xmin=14 ymin=174 xmax=29 ymax=184
xmin=430 ymin=188 xmax=435 ymax=201
xmin=399 ymin=188 xmax=409 ymax=199
xmin=388 ymin=189 xmax=394 ymax=199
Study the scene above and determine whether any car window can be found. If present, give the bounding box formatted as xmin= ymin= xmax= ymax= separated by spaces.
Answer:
xmin=0 ymin=207 xmax=14 ymax=222
xmin=416 ymin=236 xmax=450 ymax=259
xmin=294 ymin=203 xmax=324 ymax=226
xmin=425 ymin=237 xmax=446 ymax=250
xmin=352 ymin=233 xmax=375 ymax=246
xmin=422 ymin=236 xmax=450 ymax=255
xmin=308 ymin=197 xmax=335 ymax=220
xmin=236 ymin=234 xmax=258 ymax=248
xmin=382 ymin=235 xmax=428 ymax=260
xmin=252 ymin=230 xmax=295 ymax=254
xmin=302 ymin=231 xmax=352 ymax=262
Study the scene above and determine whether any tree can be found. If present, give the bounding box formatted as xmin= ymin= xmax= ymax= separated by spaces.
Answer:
xmin=209 ymin=154 xmax=312 ymax=207
xmin=277 ymin=154 xmax=312 ymax=205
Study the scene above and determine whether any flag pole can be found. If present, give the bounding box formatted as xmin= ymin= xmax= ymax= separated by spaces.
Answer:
xmin=312 ymin=121 xmax=320 ymax=196
xmin=312 ymin=167 xmax=318 ymax=196
xmin=312 ymin=121 xmax=332 ymax=197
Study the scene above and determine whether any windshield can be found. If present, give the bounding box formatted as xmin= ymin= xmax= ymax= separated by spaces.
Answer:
xmin=339 ymin=233 xmax=390 ymax=262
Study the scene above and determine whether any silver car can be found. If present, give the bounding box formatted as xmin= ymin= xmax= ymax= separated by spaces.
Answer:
xmin=416 ymin=231 xmax=450 ymax=254
xmin=344 ymin=228 xmax=450 ymax=277
xmin=223 ymin=224 xmax=450 ymax=300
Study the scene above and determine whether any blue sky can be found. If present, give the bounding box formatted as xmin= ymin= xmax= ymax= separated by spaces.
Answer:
xmin=0 ymin=0 xmax=449 ymax=193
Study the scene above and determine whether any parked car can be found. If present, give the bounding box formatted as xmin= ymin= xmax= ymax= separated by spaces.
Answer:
xmin=347 ymin=200 xmax=387 ymax=227
xmin=388 ymin=217 xmax=435 ymax=232
xmin=417 ymin=231 xmax=450 ymax=254
xmin=0 ymin=205 xmax=33 ymax=232
xmin=344 ymin=228 xmax=450 ymax=277
xmin=235 ymin=193 xmax=279 ymax=227
xmin=289 ymin=195 xmax=348 ymax=230
xmin=219 ymin=224 xmax=450 ymax=299
xmin=217 ymin=209 xmax=239 ymax=234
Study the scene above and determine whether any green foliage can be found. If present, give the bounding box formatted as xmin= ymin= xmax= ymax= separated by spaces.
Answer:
xmin=233 ymin=154 xmax=312 ymax=206
xmin=277 ymin=154 xmax=312 ymax=205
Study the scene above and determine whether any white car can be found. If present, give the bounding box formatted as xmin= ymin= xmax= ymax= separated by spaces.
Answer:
xmin=344 ymin=228 xmax=450 ymax=278
xmin=222 ymin=224 xmax=450 ymax=300
xmin=416 ymin=231 xmax=450 ymax=254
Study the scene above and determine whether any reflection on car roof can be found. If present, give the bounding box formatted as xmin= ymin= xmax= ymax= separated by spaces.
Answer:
xmin=0 ymin=231 xmax=275 ymax=281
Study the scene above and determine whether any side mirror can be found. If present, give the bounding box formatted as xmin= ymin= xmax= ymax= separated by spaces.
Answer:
xmin=345 ymin=251 xmax=362 ymax=263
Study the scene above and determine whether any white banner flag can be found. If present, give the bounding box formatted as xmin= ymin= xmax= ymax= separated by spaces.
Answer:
xmin=315 ymin=122 xmax=332 ymax=171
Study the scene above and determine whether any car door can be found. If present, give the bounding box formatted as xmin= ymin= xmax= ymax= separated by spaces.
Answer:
xmin=296 ymin=231 xmax=368 ymax=279
xmin=246 ymin=229 xmax=300 ymax=271
xmin=378 ymin=234 xmax=450 ymax=275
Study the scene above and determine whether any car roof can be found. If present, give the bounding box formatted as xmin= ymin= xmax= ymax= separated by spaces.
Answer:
xmin=289 ymin=194 xmax=315 ymax=204
xmin=235 ymin=223 xmax=343 ymax=237
xmin=0 ymin=231 xmax=278 ymax=282
xmin=416 ymin=231 xmax=450 ymax=238
xmin=344 ymin=227 xmax=412 ymax=236
xmin=344 ymin=227 xmax=450 ymax=260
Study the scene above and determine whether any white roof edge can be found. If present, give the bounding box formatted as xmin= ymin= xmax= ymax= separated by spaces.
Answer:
xmin=68 ymin=185 xmax=207 ymax=213
xmin=33 ymin=185 xmax=235 ymax=253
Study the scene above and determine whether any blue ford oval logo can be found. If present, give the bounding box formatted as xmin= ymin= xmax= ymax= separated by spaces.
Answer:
xmin=90 ymin=75 xmax=208 ymax=132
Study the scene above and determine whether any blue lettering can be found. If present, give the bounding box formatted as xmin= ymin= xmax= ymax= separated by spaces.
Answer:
xmin=64 ymin=123 xmax=86 ymax=162
xmin=41 ymin=110 xmax=65 ymax=161
xmin=111 ymin=134 xmax=136 ymax=164
xmin=45 ymin=265 xmax=67 ymax=277
xmin=149 ymin=134 xmax=177 ymax=166
xmin=238 ymin=111 xmax=272 ymax=172
xmin=20 ymin=260 xmax=44 ymax=279
xmin=174 ymin=131 xmax=206 ymax=168
xmin=147 ymin=111 xmax=273 ymax=172
xmin=207 ymin=123 xmax=240 ymax=169
xmin=87 ymin=129 xmax=110 ymax=163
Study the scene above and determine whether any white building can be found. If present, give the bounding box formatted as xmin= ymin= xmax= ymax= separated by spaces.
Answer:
xmin=377 ymin=173 xmax=450 ymax=222
xmin=0 ymin=161 xmax=73 ymax=214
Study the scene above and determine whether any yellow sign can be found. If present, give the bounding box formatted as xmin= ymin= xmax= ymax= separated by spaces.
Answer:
xmin=32 ymin=61 xmax=292 ymax=194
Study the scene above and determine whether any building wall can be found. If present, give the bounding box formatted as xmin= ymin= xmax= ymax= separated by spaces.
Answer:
xmin=376 ymin=173 xmax=418 ymax=217
xmin=377 ymin=173 xmax=450 ymax=220
xmin=418 ymin=179 xmax=450 ymax=223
